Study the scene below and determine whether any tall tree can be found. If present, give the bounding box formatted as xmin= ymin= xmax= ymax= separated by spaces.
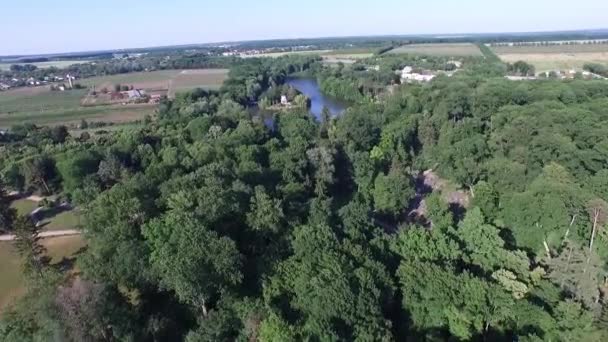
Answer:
xmin=0 ymin=179 xmax=17 ymax=232
xmin=144 ymin=212 xmax=243 ymax=316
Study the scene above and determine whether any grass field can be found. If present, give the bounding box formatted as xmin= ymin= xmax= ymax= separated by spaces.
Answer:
xmin=491 ymin=44 xmax=608 ymax=72
xmin=10 ymin=198 xmax=82 ymax=231
xmin=387 ymin=43 xmax=483 ymax=56
xmin=0 ymin=60 xmax=90 ymax=71
xmin=10 ymin=199 xmax=39 ymax=216
xmin=0 ymin=235 xmax=86 ymax=313
xmin=42 ymin=210 xmax=81 ymax=231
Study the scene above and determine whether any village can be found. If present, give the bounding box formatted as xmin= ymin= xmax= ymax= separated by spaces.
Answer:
xmin=0 ymin=72 xmax=80 ymax=92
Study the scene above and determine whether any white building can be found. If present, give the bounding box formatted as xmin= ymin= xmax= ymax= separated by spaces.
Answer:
xmin=401 ymin=66 xmax=436 ymax=83
xmin=280 ymin=95 xmax=289 ymax=105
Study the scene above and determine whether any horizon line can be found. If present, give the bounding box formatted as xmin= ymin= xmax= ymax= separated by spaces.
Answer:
xmin=2 ymin=27 xmax=607 ymax=59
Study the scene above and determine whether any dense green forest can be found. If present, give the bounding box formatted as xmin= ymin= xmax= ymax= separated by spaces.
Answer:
xmin=2 ymin=53 xmax=608 ymax=342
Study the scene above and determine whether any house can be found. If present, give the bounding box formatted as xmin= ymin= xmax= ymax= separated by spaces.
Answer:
xmin=125 ymin=89 xmax=146 ymax=99
xmin=0 ymin=83 xmax=10 ymax=91
xmin=281 ymin=95 xmax=289 ymax=105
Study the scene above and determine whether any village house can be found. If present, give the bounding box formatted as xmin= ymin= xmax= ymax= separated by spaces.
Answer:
xmin=125 ymin=89 xmax=146 ymax=99
xmin=0 ymin=83 xmax=10 ymax=91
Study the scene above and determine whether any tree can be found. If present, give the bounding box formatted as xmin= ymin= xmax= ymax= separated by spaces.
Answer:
xmin=50 ymin=125 xmax=69 ymax=144
xmin=23 ymin=155 xmax=59 ymax=195
xmin=246 ymin=186 xmax=284 ymax=234
xmin=144 ymin=212 xmax=242 ymax=316
xmin=12 ymin=216 xmax=48 ymax=277
xmin=54 ymin=279 xmax=136 ymax=341
xmin=373 ymin=166 xmax=414 ymax=217
xmin=56 ymin=150 xmax=102 ymax=194
xmin=265 ymin=223 xmax=394 ymax=340
xmin=547 ymin=242 xmax=602 ymax=308
xmin=79 ymin=183 xmax=151 ymax=288
xmin=0 ymin=180 xmax=17 ymax=232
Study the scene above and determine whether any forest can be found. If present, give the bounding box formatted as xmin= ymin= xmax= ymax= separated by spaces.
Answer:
xmin=2 ymin=52 xmax=608 ymax=342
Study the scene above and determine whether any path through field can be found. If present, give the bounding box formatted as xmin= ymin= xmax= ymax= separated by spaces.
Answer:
xmin=0 ymin=230 xmax=81 ymax=242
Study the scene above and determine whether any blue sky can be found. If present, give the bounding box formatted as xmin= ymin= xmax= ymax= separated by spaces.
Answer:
xmin=3 ymin=0 xmax=607 ymax=55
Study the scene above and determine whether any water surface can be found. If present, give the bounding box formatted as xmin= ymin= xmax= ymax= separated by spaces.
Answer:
xmin=286 ymin=78 xmax=347 ymax=120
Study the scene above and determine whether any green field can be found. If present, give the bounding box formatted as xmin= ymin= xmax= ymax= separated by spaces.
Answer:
xmin=0 ymin=88 xmax=88 ymax=115
xmin=42 ymin=210 xmax=81 ymax=231
xmin=0 ymin=236 xmax=86 ymax=313
xmin=387 ymin=43 xmax=483 ymax=56
xmin=0 ymin=101 xmax=154 ymax=129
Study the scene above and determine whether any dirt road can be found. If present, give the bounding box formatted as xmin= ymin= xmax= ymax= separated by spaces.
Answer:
xmin=0 ymin=230 xmax=81 ymax=242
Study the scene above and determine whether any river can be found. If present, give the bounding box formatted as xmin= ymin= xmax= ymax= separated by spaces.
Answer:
xmin=286 ymin=78 xmax=347 ymax=120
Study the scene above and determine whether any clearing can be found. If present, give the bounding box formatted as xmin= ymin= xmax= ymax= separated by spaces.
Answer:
xmin=387 ymin=43 xmax=483 ymax=56
xmin=0 ymin=235 xmax=86 ymax=313
xmin=9 ymin=198 xmax=81 ymax=232
xmin=491 ymin=44 xmax=608 ymax=72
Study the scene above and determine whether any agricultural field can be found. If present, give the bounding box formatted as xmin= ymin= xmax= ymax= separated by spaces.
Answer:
xmin=0 ymin=69 xmax=227 ymax=128
xmin=240 ymin=50 xmax=333 ymax=58
xmin=167 ymin=69 xmax=229 ymax=97
xmin=0 ymin=60 xmax=90 ymax=71
xmin=0 ymin=84 xmax=153 ymax=128
xmin=241 ymin=49 xmax=375 ymax=64
xmin=81 ymin=69 xmax=229 ymax=101
xmin=491 ymin=44 xmax=608 ymax=72
xmin=386 ymin=43 xmax=483 ymax=56
xmin=0 ymin=235 xmax=86 ymax=313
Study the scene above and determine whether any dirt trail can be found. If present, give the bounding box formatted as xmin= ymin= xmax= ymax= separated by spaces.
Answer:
xmin=0 ymin=230 xmax=81 ymax=242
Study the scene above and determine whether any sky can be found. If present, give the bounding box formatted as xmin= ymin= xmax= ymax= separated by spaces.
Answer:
xmin=2 ymin=0 xmax=608 ymax=55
